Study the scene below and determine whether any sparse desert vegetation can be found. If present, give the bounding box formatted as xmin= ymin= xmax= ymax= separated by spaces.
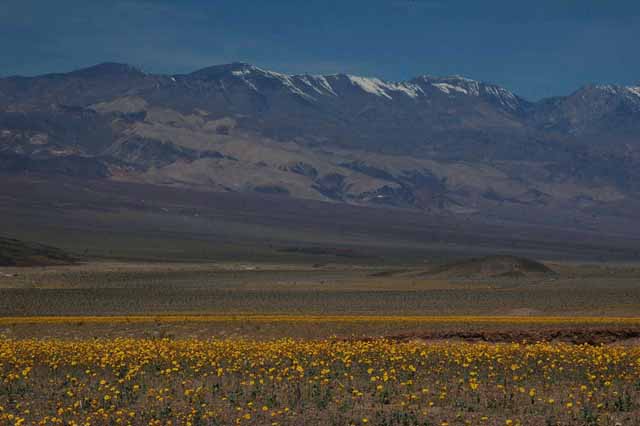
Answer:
xmin=1 ymin=259 xmax=640 ymax=320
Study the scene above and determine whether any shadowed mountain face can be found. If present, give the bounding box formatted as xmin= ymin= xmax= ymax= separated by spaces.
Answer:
xmin=1 ymin=62 xmax=639 ymax=228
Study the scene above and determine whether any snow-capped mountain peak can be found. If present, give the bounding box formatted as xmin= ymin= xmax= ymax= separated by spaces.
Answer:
xmin=184 ymin=63 xmax=524 ymax=109
xmin=586 ymin=84 xmax=640 ymax=107
xmin=412 ymin=75 xmax=521 ymax=110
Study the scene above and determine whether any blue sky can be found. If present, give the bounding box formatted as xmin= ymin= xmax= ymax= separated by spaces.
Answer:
xmin=2 ymin=0 xmax=639 ymax=100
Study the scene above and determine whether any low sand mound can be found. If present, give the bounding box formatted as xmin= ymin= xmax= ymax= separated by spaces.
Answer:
xmin=424 ymin=255 xmax=555 ymax=279
xmin=0 ymin=237 xmax=77 ymax=267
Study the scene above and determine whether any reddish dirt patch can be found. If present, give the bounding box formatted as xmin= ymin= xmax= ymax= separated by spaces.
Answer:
xmin=384 ymin=327 xmax=640 ymax=345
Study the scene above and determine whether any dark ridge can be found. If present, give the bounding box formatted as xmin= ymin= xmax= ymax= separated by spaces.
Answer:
xmin=67 ymin=62 xmax=145 ymax=78
xmin=423 ymin=255 xmax=556 ymax=279
xmin=0 ymin=237 xmax=78 ymax=267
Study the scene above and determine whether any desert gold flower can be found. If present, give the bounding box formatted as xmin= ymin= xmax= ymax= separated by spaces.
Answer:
xmin=0 ymin=336 xmax=638 ymax=425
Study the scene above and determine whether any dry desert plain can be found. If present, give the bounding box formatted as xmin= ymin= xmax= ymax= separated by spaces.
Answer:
xmin=1 ymin=259 xmax=640 ymax=425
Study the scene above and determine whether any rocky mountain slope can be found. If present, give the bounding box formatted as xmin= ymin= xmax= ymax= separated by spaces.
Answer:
xmin=1 ymin=62 xmax=639 ymax=226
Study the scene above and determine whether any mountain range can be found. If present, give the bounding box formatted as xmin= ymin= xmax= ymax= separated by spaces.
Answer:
xmin=1 ymin=62 xmax=639 ymax=231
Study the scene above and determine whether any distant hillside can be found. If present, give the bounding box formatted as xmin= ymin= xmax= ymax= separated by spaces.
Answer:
xmin=0 ymin=237 xmax=77 ymax=266
xmin=1 ymin=62 xmax=640 ymax=229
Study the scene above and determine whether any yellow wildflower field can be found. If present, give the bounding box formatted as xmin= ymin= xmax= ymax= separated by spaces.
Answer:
xmin=1 ymin=337 xmax=639 ymax=425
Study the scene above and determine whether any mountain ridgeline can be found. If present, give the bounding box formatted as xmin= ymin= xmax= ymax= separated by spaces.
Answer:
xmin=1 ymin=62 xmax=639 ymax=225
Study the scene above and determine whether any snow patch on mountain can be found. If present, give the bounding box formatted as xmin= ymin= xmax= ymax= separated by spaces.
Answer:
xmin=225 ymin=65 xmax=260 ymax=91
xmin=415 ymin=75 xmax=519 ymax=109
xmin=227 ymin=65 xmax=317 ymax=100
xmin=483 ymin=85 xmax=519 ymax=109
xmin=626 ymin=86 xmax=640 ymax=98
xmin=593 ymin=84 xmax=640 ymax=103
xmin=261 ymin=69 xmax=314 ymax=99
xmin=345 ymin=76 xmax=424 ymax=99
xmin=485 ymin=85 xmax=513 ymax=99
xmin=312 ymin=76 xmax=339 ymax=96
xmin=347 ymin=76 xmax=394 ymax=99
xmin=417 ymin=76 xmax=480 ymax=96
xmin=231 ymin=69 xmax=252 ymax=77
xmin=433 ymin=83 xmax=469 ymax=95
xmin=236 ymin=75 xmax=259 ymax=92
xmin=296 ymin=75 xmax=338 ymax=96
xmin=459 ymin=80 xmax=481 ymax=96
xmin=595 ymin=84 xmax=620 ymax=95
xmin=390 ymin=82 xmax=424 ymax=98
